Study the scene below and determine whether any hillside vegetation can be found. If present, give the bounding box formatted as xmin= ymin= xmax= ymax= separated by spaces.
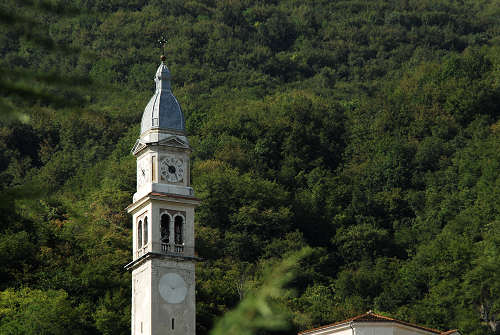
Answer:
xmin=1 ymin=0 xmax=500 ymax=334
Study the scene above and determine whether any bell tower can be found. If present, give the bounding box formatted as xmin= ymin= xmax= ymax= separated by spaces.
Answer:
xmin=125 ymin=55 xmax=199 ymax=335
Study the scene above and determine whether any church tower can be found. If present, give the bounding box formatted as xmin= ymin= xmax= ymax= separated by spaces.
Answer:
xmin=125 ymin=55 xmax=199 ymax=335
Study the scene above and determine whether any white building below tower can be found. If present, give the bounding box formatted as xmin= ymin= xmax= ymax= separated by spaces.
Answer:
xmin=298 ymin=311 xmax=460 ymax=335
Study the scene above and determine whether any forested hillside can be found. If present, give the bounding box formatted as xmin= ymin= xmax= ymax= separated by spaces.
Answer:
xmin=1 ymin=0 xmax=499 ymax=334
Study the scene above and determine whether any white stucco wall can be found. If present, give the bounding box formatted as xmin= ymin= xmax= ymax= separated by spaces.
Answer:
xmin=151 ymin=258 xmax=195 ymax=335
xmin=356 ymin=324 xmax=394 ymax=335
xmin=132 ymin=262 xmax=151 ymax=335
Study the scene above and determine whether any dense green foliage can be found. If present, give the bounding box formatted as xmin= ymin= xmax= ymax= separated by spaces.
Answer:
xmin=1 ymin=0 xmax=500 ymax=334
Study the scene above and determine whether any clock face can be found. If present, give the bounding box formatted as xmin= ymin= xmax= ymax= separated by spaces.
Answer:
xmin=160 ymin=155 xmax=184 ymax=183
xmin=137 ymin=159 xmax=149 ymax=187
xmin=159 ymin=273 xmax=187 ymax=304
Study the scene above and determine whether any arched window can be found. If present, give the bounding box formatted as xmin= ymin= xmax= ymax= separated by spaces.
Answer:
xmin=174 ymin=216 xmax=183 ymax=245
xmin=138 ymin=220 xmax=143 ymax=248
xmin=161 ymin=214 xmax=170 ymax=243
xmin=143 ymin=217 xmax=148 ymax=245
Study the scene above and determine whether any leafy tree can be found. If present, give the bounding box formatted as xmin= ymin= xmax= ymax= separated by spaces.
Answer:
xmin=0 ymin=288 xmax=79 ymax=335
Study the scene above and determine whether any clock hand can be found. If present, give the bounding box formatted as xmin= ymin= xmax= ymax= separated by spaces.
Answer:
xmin=168 ymin=280 xmax=176 ymax=290
xmin=161 ymin=285 xmax=172 ymax=297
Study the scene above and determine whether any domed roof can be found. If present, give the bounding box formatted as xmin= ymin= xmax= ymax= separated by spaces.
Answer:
xmin=140 ymin=61 xmax=185 ymax=135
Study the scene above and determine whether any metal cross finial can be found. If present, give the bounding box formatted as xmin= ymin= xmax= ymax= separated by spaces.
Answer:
xmin=158 ymin=36 xmax=168 ymax=56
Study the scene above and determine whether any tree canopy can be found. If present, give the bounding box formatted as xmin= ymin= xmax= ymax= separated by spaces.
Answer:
xmin=0 ymin=0 xmax=499 ymax=334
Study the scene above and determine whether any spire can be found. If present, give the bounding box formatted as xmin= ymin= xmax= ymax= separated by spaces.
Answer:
xmin=156 ymin=36 xmax=171 ymax=91
xmin=140 ymin=53 xmax=185 ymax=136
xmin=155 ymin=56 xmax=172 ymax=91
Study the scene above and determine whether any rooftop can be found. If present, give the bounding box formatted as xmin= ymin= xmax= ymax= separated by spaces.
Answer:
xmin=298 ymin=311 xmax=460 ymax=335
xmin=140 ymin=58 xmax=185 ymax=136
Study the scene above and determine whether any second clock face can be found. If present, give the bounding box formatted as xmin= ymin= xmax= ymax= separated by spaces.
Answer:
xmin=160 ymin=155 xmax=184 ymax=183
xmin=137 ymin=159 xmax=149 ymax=187
xmin=159 ymin=272 xmax=187 ymax=304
